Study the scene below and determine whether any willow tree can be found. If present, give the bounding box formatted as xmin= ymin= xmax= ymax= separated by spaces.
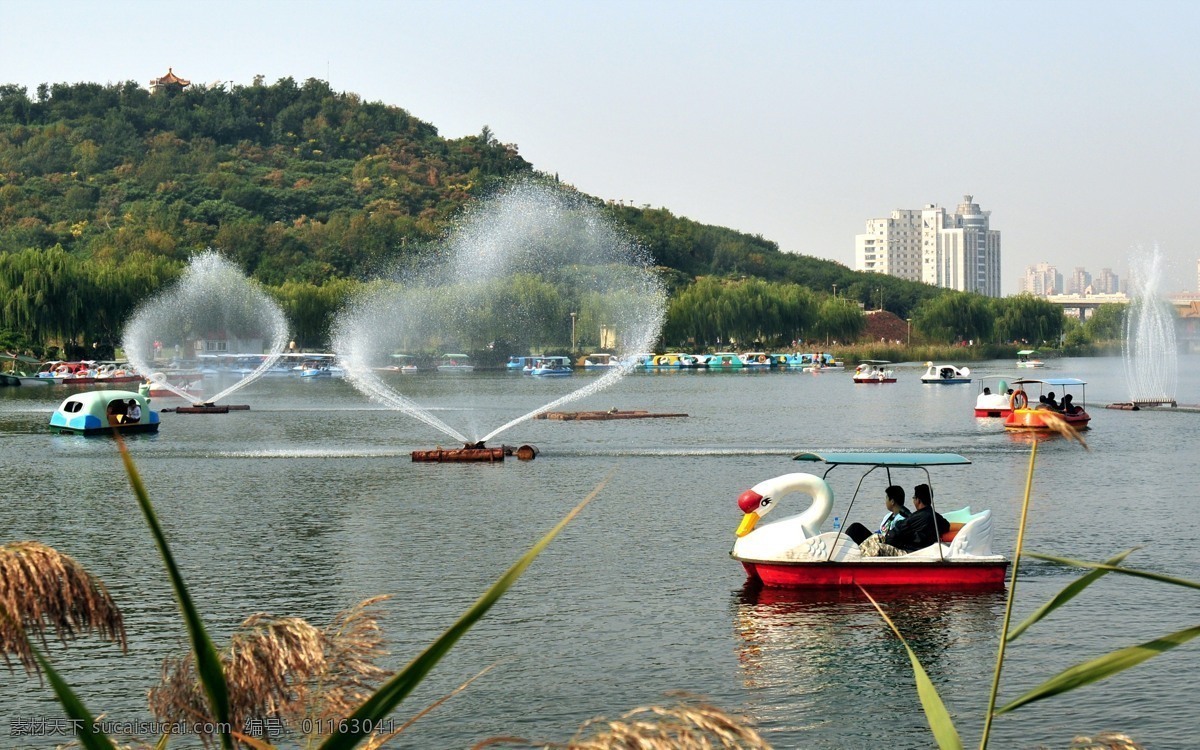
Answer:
xmin=911 ymin=291 xmax=995 ymax=344
xmin=0 ymin=246 xmax=84 ymax=346
xmin=814 ymin=298 xmax=865 ymax=344
xmin=993 ymin=294 xmax=1064 ymax=345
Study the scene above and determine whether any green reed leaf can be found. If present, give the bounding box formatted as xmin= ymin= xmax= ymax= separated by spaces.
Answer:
xmin=317 ymin=473 xmax=609 ymax=750
xmin=1027 ymin=552 xmax=1200 ymax=591
xmin=115 ymin=436 xmax=232 ymax=750
xmin=997 ymin=624 xmax=1200 ymax=714
xmin=861 ymin=588 xmax=963 ymax=750
xmin=1006 ymin=548 xmax=1139 ymax=643
xmin=30 ymin=645 xmax=117 ymax=750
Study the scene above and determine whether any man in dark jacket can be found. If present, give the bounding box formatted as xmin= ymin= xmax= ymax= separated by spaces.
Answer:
xmin=883 ymin=483 xmax=949 ymax=552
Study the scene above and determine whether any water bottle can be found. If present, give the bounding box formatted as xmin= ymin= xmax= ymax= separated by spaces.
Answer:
xmin=832 ymin=516 xmax=841 ymax=531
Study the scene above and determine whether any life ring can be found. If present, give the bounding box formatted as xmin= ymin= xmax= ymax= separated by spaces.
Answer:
xmin=54 ymin=364 xmax=71 ymax=375
xmin=1010 ymin=389 xmax=1028 ymax=410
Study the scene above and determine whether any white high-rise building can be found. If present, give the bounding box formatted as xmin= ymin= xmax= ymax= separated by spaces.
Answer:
xmin=854 ymin=195 xmax=1002 ymax=297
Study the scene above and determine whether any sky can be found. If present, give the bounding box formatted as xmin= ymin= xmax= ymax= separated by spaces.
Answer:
xmin=3 ymin=0 xmax=1199 ymax=295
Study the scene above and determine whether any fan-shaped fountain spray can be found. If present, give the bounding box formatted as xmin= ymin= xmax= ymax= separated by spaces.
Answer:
xmin=122 ymin=251 xmax=290 ymax=410
xmin=333 ymin=180 xmax=667 ymax=459
xmin=1122 ymin=245 xmax=1178 ymax=408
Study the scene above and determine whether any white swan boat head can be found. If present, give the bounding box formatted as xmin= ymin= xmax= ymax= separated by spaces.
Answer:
xmin=731 ymin=451 xmax=1008 ymax=588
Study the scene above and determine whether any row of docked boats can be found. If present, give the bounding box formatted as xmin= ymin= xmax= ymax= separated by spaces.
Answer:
xmin=506 ymin=351 xmax=847 ymax=372
xmin=0 ymin=356 xmax=143 ymax=386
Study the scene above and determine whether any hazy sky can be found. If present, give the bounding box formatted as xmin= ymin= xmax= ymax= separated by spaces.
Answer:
xmin=3 ymin=0 xmax=1199 ymax=294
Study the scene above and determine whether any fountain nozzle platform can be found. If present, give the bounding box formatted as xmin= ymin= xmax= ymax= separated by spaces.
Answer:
xmin=169 ymin=402 xmax=251 ymax=414
xmin=411 ymin=442 xmax=538 ymax=463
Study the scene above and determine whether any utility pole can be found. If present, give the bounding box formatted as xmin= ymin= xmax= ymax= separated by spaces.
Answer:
xmin=570 ymin=312 xmax=577 ymax=353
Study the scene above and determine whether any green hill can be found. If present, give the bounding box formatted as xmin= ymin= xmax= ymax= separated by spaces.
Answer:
xmin=0 ymin=75 xmax=989 ymax=355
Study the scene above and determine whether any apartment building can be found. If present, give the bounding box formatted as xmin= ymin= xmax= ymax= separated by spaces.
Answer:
xmin=854 ymin=195 xmax=1001 ymax=297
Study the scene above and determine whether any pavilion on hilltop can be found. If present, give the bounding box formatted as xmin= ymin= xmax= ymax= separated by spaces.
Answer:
xmin=150 ymin=68 xmax=190 ymax=94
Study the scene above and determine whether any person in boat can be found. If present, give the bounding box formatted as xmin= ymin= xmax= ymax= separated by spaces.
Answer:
xmin=860 ymin=483 xmax=949 ymax=556
xmin=127 ymin=399 xmax=142 ymax=423
xmin=1046 ymin=391 xmax=1061 ymax=411
xmin=1062 ymin=393 xmax=1079 ymax=415
xmin=844 ymin=486 xmax=910 ymax=546
xmin=107 ymin=399 xmax=127 ymax=425
xmin=982 ymin=387 xmax=992 ymax=395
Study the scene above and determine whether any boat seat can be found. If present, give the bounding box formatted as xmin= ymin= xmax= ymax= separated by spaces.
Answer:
xmin=940 ymin=522 xmax=965 ymax=544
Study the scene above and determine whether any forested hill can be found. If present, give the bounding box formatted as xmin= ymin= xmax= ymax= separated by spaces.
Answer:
xmin=0 ymin=75 xmax=954 ymax=353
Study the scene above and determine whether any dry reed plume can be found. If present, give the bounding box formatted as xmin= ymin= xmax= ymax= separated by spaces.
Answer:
xmin=0 ymin=541 xmax=126 ymax=675
xmin=1037 ymin=411 xmax=1091 ymax=449
xmin=1067 ymin=732 xmax=1145 ymax=749
xmin=148 ymin=595 xmax=392 ymax=746
xmin=473 ymin=693 xmax=773 ymax=749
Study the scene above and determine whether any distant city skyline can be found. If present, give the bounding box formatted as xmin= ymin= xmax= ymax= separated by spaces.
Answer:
xmin=2 ymin=1 xmax=1198 ymax=294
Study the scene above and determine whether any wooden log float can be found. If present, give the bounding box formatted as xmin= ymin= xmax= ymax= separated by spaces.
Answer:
xmin=536 ymin=409 xmax=688 ymax=421
xmin=412 ymin=447 xmax=505 ymax=462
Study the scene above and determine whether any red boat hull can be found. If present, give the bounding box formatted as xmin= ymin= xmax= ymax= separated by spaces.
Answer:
xmin=853 ymin=378 xmax=897 ymax=384
xmin=974 ymin=407 xmax=1012 ymax=418
xmin=741 ymin=560 xmax=1008 ymax=588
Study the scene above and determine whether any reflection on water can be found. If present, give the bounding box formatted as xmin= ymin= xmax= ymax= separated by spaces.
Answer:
xmin=732 ymin=583 xmax=1005 ymax=743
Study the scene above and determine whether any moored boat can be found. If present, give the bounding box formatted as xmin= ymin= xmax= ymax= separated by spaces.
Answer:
xmin=437 ymin=353 xmax=475 ymax=373
xmin=731 ymin=452 xmax=1007 ymax=588
xmin=49 ymin=389 xmax=161 ymax=435
xmin=1004 ymin=377 xmax=1091 ymax=430
xmin=526 ymin=356 xmax=573 ymax=376
xmin=644 ymin=352 xmax=702 ymax=369
xmin=920 ymin=362 xmax=972 ymax=384
xmin=706 ymin=352 xmax=745 ymax=370
xmin=580 ymin=353 xmax=618 ymax=369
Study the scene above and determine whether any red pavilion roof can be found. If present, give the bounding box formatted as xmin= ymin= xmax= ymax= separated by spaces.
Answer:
xmin=150 ymin=68 xmax=190 ymax=87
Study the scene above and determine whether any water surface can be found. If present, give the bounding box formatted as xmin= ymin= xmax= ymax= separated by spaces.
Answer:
xmin=1 ymin=355 xmax=1196 ymax=749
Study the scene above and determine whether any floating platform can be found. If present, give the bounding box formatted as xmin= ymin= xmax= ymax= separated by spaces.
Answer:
xmin=536 ymin=410 xmax=688 ymax=421
xmin=411 ymin=443 xmax=538 ymax=462
xmin=1105 ymin=401 xmax=1200 ymax=413
xmin=163 ymin=403 xmax=251 ymax=414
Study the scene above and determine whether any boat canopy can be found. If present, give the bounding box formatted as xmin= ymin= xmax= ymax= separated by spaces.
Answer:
xmin=793 ymin=451 xmax=970 ymax=467
xmin=1017 ymin=349 xmax=1039 ymax=355
xmin=1011 ymin=377 xmax=1086 ymax=387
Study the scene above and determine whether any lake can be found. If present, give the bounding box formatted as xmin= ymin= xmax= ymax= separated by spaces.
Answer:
xmin=1 ymin=354 xmax=1197 ymax=749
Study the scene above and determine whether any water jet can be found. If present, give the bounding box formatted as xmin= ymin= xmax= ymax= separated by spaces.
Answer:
xmin=333 ymin=180 xmax=666 ymax=454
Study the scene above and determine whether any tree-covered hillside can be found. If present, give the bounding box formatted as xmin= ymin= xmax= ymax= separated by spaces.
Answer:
xmin=1 ymin=75 xmax=1062 ymax=355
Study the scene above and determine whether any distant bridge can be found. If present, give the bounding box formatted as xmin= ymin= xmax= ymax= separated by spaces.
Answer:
xmin=1044 ymin=293 xmax=1200 ymax=351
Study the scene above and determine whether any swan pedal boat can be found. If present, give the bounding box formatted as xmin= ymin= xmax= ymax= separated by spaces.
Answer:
xmin=853 ymin=360 xmax=896 ymax=383
xmin=974 ymin=376 xmax=1015 ymax=417
xmin=920 ymin=362 xmax=971 ymax=384
xmin=731 ymin=452 xmax=1008 ymax=588
xmin=1004 ymin=377 xmax=1090 ymax=430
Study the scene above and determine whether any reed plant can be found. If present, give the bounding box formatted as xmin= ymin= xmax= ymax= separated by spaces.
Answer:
xmin=866 ymin=413 xmax=1198 ymax=749
xmin=0 ymin=541 xmax=126 ymax=675
xmin=472 ymin=693 xmax=772 ymax=750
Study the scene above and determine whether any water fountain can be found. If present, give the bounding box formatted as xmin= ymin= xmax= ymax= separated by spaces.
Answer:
xmin=1116 ymin=244 xmax=1178 ymax=409
xmin=122 ymin=250 xmax=290 ymax=411
xmin=332 ymin=180 xmax=667 ymax=459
